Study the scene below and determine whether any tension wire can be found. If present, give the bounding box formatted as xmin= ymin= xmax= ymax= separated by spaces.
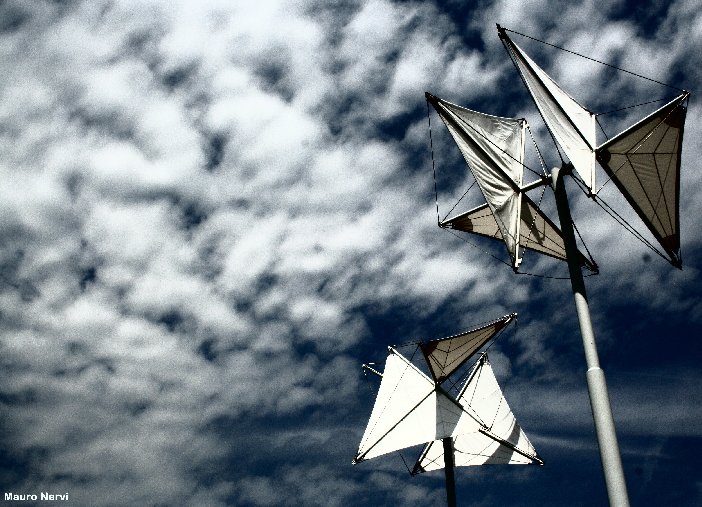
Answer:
xmin=505 ymin=28 xmax=686 ymax=92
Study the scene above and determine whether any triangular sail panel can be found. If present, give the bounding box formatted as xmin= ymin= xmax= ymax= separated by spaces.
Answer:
xmin=596 ymin=92 xmax=688 ymax=268
xmin=500 ymin=30 xmax=596 ymax=191
xmin=427 ymin=93 xmax=526 ymax=267
xmin=354 ymin=349 xmax=463 ymax=463
xmin=420 ymin=314 xmax=515 ymax=384
xmin=412 ymin=355 xmax=541 ymax=474
xmin=442 ymin=195 xmax=598 ymax=273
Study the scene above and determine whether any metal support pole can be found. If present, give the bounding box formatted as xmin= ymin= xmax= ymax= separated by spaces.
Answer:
xmin=551 ymin=165 xmax=630 ymax=507
xmin=442 ymin=437 xmax=457 ymax=507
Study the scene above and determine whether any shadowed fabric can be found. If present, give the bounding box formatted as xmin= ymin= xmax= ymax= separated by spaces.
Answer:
xmin=420 ymin=316 xmax=511 ymax=384
xmin=442 ymin=195 xmax=597 ymax=272
xmin=596 ymin=93 xmax=688 ymax=267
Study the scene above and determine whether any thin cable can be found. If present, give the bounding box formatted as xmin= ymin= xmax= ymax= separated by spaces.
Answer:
xmin=557 ymin=175 xmax=598 ymax=270
xmin=571 ymin=212 xmax=598 ymax=270
xmin=595 ymin=97 xmax=669 ymax=117
xmin=363 ymin=368 xmax=378 ymax=395
xmin=427 ymin=100 xmax=441 ymax=225
xmin=441 ymin=227 xmax=513 ymax=268
xmin=466 ymin=360 xmax=484 ymax=408
xmin=592 ymin=193 xmax=670 ymax=263
xmin=514 ymin=270 xmax=575 ymax=280
xmin=444 ymin=371 xmax=465 ymax=396
xmin=489 ymin=396 xmax=504 ymax=431
xmin=442 ymin=180 xmax=478 ymax=223
xmin=518 ymin=184 xmax=548 ymax=264
xmin=505 ymin=28 xmax=686 ymax=92
xmin=596 ymin=117 xmax=609 ymax=140
xmin=526 ymin=124 xmax=549 ymax=177
xmin=569 ymin=165 xmax=596 ymax=198
xmin=397 ymin=451 xmax=414 ymax=475
xmin=483 ymin=316 xmax=516 ymax=354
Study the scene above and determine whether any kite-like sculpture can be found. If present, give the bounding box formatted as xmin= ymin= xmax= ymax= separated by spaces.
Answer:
xmin=353 ymin=314 xmax=542 ymax=507
xmin=424 ymin=24 xmax=689 ymax=507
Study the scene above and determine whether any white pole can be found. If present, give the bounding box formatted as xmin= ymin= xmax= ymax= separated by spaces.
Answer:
xmin=551 ymin=165 xmax=630 ymax=507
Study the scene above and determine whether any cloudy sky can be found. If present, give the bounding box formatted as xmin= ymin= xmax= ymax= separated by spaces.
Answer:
xmin=1 ymin=0 xmax=701 ymax=505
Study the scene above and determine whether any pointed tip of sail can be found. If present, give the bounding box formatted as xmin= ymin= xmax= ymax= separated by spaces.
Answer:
xmin=410 ymin=463 xmax=424 ymax=476
xmin=420 ymin=314 xmax=515 ymax=384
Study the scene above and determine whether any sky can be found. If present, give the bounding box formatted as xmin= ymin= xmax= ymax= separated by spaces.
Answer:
xmin=1 ymin=0 xmax=701 ymax=505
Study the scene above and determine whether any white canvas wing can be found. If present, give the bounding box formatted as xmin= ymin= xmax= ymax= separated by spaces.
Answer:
xmin=500 ymin=31 xmax=596 ymax=191
xmin=412 ymin=355 xmax=541 ymax=473
xmin=428 ymin=93 xmax=526 ymax=268
xmin=354 ymin=350 xmax=462 ymax=463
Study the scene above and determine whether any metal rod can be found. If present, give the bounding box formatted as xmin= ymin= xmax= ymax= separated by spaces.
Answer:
xmin=478 ymin=427 xmax=544 ymax=465
xmin=361 ymin=364 xmax=383 ymax=378
xmin=442 ymin=437 xmax=457 ymax=507
xmin=551 ymin=165 xmax=630 ymax=507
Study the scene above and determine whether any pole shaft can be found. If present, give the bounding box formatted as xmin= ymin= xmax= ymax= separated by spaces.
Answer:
xmin=551 ymin=166 xmax=630 ymax=507
xmin=443 ymin=437 xmax=457 ymax=507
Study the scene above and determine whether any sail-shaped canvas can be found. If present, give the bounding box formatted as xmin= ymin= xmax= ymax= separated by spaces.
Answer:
xmin=442 ymin=196 xmax=598 ymax=272
xmin=427 ymin=93 xmax=525 ymax=266
xmin=412 ymin=354 xmax=541 ymax=473
xmin=420 ymin=314 xmax=515 ymax=384
xmin=499 ymin=29 xmax=596 ymax=191
xmin=354 ymin=315 xmax=540 ymax=467
xmin=427 ymin=92 xmax=597 ymax=272
xmin=354 ymin=349 xmax=463 ymax=463
xmin=353 ymin=311 xmax=541 ymax=504
xmin=596 ymin=92 xmax=688 ymax=268
xmin=498 ymin=25 xmax=689 ymax=269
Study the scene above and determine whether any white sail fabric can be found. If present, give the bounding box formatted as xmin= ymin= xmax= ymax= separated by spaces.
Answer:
xmin=442 ymin=197 xmax=598 ymax=272
xmin=429 ymin=95 xmax=526 ymax=267
xmin=596 ymin=93 xmax=688 ymax=268
xmin=413 ymin=356 xmax=540 ymax=473
xmin=503 ymin=36 xmax=596 ymax=190
xmin=420 ymin=314 xmax=514 ymax=384
xmin=354 ymin=350 xmax=462 ymax=463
